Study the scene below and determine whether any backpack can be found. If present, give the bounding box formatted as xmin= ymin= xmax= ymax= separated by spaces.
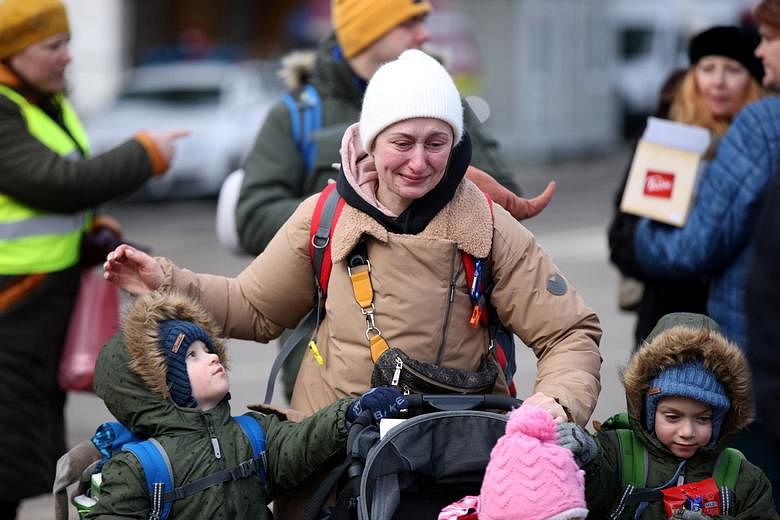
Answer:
xmin=215 ymin=84 xmax=323 ymax=254
xmin=600 ymin=412 xmax=743 ymax=519
xmin=282 ymin=83 xmax=322 ymax=173
xmin=263 ymin=182 xmax=518 ymax=403
xmin=72 ymin=415 xmax=267 ymax=520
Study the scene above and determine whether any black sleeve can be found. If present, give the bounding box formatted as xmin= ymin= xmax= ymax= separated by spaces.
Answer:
xmin=0 ymin=97 xmax=153 ymax=212
xmin=607 ymin=147 xmax=643 ymax=278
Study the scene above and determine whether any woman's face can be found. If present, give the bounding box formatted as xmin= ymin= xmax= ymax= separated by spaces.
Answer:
xmin=9 ymin=33 xmax=71 ymax=94
xmin=694 ymin=55 xmax=751 ymax=119
xmin=756 ymin=23 xmax=780 ymax=90
xmin=372 ymin=118 xmax=453 ymax=215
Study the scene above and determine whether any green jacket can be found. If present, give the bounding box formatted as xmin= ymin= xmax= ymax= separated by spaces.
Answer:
xmin=86 ymin=295 xmax=350 ymax=519
xmin=236 ymin=34 xmax=519 ymax=254
xmin=0 ymin=88 xmax=155 ymax=214
xmin=584 ymin=324 xmax=778 ymax=519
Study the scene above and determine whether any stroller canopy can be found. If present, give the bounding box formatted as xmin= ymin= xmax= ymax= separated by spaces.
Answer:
xmin=359 ymin=410 xmax=510 ymax=520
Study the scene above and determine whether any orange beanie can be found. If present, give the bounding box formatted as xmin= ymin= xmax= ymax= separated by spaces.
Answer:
xmin=332 ymin=0 xmax=431 ymax=59
xmin=0 ymin=0 xmax=69 ymax=60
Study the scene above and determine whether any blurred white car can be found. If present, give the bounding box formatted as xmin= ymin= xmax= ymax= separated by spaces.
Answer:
xmin=85 ymin=60 xmax=282 ymax=199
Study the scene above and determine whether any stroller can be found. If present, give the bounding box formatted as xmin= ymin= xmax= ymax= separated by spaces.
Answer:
xmin=304 ymin=394 xmax=521 ymax=520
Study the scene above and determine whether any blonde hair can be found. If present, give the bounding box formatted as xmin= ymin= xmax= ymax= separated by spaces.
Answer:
xmin=669 ymin=65 xmax=766 ymax=135
xmin=668 ymin=67 xmax=765 ymax=135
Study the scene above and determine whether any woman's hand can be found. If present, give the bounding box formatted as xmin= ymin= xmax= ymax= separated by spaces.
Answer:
xmin=524 ymin=392 xmax=568 ymax=424
xmin=103 ymin=244 xmax=163 ymax=295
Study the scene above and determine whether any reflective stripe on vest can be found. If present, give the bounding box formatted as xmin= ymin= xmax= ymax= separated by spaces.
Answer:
xmin=0 ymin=85 xmax=91 ymax=274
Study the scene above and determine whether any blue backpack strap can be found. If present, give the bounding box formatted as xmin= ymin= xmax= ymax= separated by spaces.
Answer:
xmin=124 ymin=439 xmax=174 ymax=520
xmin=300 ymin=84 xmax=321 ymax=172
xmin=233 ymin=415 xmax=268 ymax=487
xmin=282 ymin=92 xmax=301 ymax=146
xmin=283 ymin=84 xmax=322 ymax=173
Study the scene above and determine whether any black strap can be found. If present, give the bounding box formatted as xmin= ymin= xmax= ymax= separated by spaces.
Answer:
xmin=161 ymin=458 xmax=260 ymax=502
xmin=302 ymin=413 xmax=373 ymax=520
xmin=311 ymin=186 xmax=342 ymax=297
xmin=263 ymin=186 xmax=342 ymax=404
xmin=623 ymin=488 xmax=664 ymax=504
xmin=301 ymin=455 xmax=355 ymax=520
xmin=263 ymin=308 xmax=320 ymax=404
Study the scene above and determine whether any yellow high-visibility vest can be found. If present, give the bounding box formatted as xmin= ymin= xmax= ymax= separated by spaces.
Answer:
xmin=0 ymin=84 xmax=92 ymax=274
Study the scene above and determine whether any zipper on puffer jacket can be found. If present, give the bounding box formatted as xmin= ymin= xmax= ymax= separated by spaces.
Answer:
xmin=435 ymin=245 xmax=459 ymax=365
xmin=203 ymin=413 xmax=235 ymax=518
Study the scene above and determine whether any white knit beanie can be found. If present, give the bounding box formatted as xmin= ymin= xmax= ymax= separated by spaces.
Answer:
xmin=359 ymin=49 xmax=464 ymax=151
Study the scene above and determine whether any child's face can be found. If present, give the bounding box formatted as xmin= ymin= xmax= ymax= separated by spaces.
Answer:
xmin=186 ymin=340 xmax=229 ymax=411
xmin=654 ymin=396 xmax=713 ymax=458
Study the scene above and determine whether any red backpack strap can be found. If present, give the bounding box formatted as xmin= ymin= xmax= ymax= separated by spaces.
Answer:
xmin=309 ymin=183 xmax=345 ymax=298
xmin=462 ymin=191 xmax=494 ymax=328
xmin=461 ymin=192 xmax=517 ymax=396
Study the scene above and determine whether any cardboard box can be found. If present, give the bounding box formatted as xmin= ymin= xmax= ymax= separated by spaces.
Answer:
xmin=620 ymin=117 xmax=711 ymax=227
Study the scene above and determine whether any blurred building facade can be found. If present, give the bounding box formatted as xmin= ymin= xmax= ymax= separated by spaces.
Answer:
xmin=63 ymin=0 xmax=751 ymax=161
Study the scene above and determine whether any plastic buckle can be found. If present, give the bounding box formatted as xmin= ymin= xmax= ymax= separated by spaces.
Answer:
xmin=230 ymin=460 xmax=255 ymax=480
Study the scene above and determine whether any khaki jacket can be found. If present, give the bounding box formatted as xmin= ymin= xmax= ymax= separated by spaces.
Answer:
xmin=160 ymin=174 xmax=601 ymax=424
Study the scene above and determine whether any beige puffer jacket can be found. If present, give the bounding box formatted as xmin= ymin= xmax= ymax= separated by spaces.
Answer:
xmin=159 ymin=128 xmax=602 ymax=426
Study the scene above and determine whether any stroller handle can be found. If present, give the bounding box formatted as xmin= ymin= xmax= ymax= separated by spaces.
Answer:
xmin=403 ymin=394 xmax=521 ymax=413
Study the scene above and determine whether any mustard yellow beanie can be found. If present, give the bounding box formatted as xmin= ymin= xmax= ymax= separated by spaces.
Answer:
xmin=332 ymin=0 xmax=432 ymax=59
xmin=0 ymin=0 xmax=70 ymax=60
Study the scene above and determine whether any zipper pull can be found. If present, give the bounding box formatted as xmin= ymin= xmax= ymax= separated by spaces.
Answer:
xmin=211 ymin=435 xmax=222 ymax=459
xmin=391 ymin=357 xmax=403 ymax=386
xmin=677 ymin=472 xmax=684 ymax=486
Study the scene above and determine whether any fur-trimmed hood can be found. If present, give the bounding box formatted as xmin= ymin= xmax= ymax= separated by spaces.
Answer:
xmin=123 ymin=292 xmax=228 ymax=403
xmin=623 ymin=325 xmax=754 ymax=442
xmin=279 ymin=34 xmax=357 ymax=101
xmin=94 ymin=293 xmax=231 ymax=436
xmin=278 ymin=50 xmax=316 ymax=91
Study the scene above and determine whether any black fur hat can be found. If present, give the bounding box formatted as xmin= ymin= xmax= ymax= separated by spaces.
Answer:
xmin=688 ymin=26 xmax=764 ymax=83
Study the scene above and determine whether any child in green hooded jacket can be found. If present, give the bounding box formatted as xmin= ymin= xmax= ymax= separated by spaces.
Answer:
xmin=557 ymin=313 xmax=778 ymax=519
xmin=71 ymin=291 xmax=405 ymax=519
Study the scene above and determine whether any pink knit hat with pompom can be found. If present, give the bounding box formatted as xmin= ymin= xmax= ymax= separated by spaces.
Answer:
xmin=479 ymin=404 xmax=589 ymax=520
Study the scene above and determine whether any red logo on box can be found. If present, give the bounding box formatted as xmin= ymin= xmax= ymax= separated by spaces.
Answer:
xmin=644 ymin=170 xmax=675 ymax=198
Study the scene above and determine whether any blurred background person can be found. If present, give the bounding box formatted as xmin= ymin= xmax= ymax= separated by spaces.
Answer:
xmin=609 ymin=25 xmax=766 ymax=350
xmin=746 ymin=170 xmax=780 ymax=513
xmin=236 ymin=0 xmax=553 ymax=404
xmin=611 ymin=1 xmax=780 ymax=509
xmin=744 ymin=0 xmax=780 ymax=510
xmin=0 ymin=0 xmax=185 ymax=517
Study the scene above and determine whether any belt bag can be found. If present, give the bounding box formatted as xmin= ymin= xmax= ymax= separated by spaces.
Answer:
xmin=347 ymin=242 xmax=498 ymax=395
xmin=371 ymin=347 xmax=498 ymax=395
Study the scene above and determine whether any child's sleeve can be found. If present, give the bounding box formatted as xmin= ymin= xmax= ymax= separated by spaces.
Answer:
xmin=581 ymin=430 xmax=624 ymax=518
xmin=730 ymin=459 xmax=779 ymax=519
xmin=84 ymin=454 xmax=150 ymax=519
xmin=253 ymin=397 xmax=351 ymax=498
